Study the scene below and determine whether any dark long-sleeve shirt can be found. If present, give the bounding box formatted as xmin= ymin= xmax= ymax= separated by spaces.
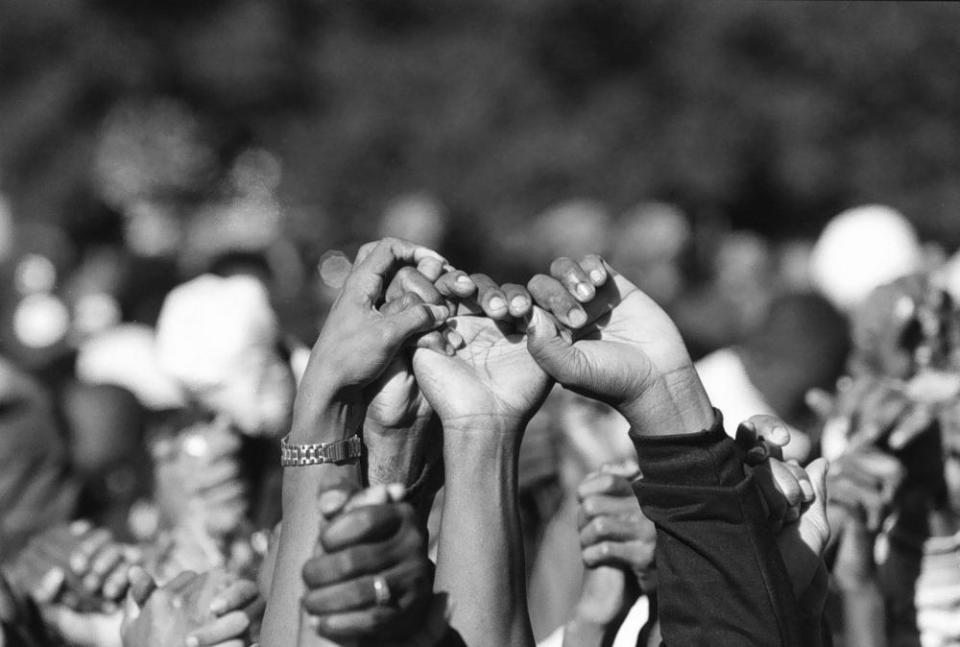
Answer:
xmin=631 ymin=412 xmax=829 ymax=647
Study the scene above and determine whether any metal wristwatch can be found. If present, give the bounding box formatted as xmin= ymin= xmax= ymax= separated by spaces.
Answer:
xmin=280 ymin=434 xmax=363 ymax=467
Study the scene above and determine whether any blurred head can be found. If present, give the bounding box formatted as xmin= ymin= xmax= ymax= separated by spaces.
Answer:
xmin=530 ymin=199 xmax=611 ymax=264
xmin=156 ymin=274 xmax=294 ymax=437
xmin=379 ymin=192 xmax=448 ymax=249
xmin=611 ymin=202 xmax=690 ymax=303
xmin=76 ymin=323 xmax=185 ymax=410
xmin=739 ymin=292 xmax=851 ymax=420
xmin=810 ymin=205 xmax=922 ymax=312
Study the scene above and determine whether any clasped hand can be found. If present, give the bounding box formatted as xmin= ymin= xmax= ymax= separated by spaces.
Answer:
xmin=307 ymin=241 xmax=715 ymax=457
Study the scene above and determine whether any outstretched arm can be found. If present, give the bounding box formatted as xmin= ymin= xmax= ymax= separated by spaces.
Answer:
xmin=412 ymin=299 xmax=553 ymax=647
xmin=523 ymin=256 xmax=829 ymax=647
xmin=261 ymin=239 xmax=450 ymax=647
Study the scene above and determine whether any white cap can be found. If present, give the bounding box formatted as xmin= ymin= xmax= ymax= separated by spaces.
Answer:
xmin=76 ymin=324 xmax=185 ymax=410
xmin=156 ymin=274 xmax=279 ymax=391
xmin=810 ymin=205 xmax=921 ymax=312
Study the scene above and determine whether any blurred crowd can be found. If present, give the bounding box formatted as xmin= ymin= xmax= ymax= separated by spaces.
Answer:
xmin=3 ymin=142 xmax=960 ymax=647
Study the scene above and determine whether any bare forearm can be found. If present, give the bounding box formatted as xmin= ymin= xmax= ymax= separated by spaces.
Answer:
xmin=843 ymin=583 xmax=886 ymax=647
xmin=435 ymin=428 xmax=532 ymax=647
xmin=261 ymin=398 xmax=361 ymax=647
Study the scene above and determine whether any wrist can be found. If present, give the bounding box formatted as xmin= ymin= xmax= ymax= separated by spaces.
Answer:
xmin=443 ymin=422 xmax=522 ymax=475
xmin=289 ymin=395 xmax=360 ymax=444
xmin=364 ymin=418 xmax=433 ymax=487
xmin=619 ymin=365 xmax=714 ymax=436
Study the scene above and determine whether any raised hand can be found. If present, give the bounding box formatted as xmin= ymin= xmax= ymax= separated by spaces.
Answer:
xmin=576 ymin=463 xmax=656 ymax=590
xmin=361 ymin=266 xmax=476 ymax=489
xmin=2 ymin=521 xmax=142 ymax=647
xmin=302 ymin=485 xmax=434 ymax=642
xmin=564 ymin=462 xmax=655 ymax=647
xmin=121 ymin=567 xmax=262 ymax=647
xmin=523 ymin=256 xmax=714 ymax=436
xmin=296 ymin=238 xmax=451 ymax=441
xmin=4 ymin=521 xmax=138 ymax=614
xmin=736 ymin=414 xmax=830 ymax=601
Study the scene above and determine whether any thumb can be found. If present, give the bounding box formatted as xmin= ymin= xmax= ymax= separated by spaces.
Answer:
xmin=799 ymin=458 xmax=831 ymax=556
xmin=127 ymin=566 xmax=157 ymax=609
xmin=383 ymin=303 xmax=449 ymax=348
xmin=526 ymin=306 xmax=583 ymax=385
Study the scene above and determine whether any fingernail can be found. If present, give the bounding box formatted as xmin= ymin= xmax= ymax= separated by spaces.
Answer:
xmin=69 ymin=520 xmax=92 ymax=536
xmin=590 ymin=270 xmax=605 ymax=284
xmin=568 ymin=309 xmax=587 ymax=327
xmin=210 ymin=598 xmax=226 ymax=614
xmin=456 ymin=275 xmax=473 ymax=286
xmin=430 ymin=305 xmax=449 ymax=320
xmin=70 ymin=554 xmax=87 ymax=573
xmin=488 ymin=296 xmax=507 ymax=313
xmin=318 ymin=490 xmax=349 ymax=517
xmin=185 ymin=637 xmax=199 ymax=647
xmin=511 ymin=296 xmax=529 ymax=311
xmin=576 ymin=283 xmax=593 ymax=300
xmin=799 ymin=479 xmax=815 ymax=501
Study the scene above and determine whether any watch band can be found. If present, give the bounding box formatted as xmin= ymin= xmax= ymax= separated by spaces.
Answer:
xmin=280 ymin=434 xmax=363 ymax=467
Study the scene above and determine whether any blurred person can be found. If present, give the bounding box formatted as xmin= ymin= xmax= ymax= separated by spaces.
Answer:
xmin=148 ymin=274 xmax=310 ymax=579
xmin=380 ymin=192 xmax=449 ymax=250
xmin=144 ymin=414 xmax=263 ymax=583
xmin=155 ymin=273 xmax=300 ymax=440
xmin=810 ymin=272 xmax=960 ymax=647
xmin=0 ymin=356 xmax=78 ymax=559
xmin=696 ymin=292 xmax=850 ymax=461
xmin=935 ymin=247 xmax=960 ymax=308
xmin=810 ymin=204 xmax=922 ymax=314
xmin=672 ymin=230 xmax=776 ymax=357
xmin=528 ymin=200 xmax=611 ymax=267
xmin=610 ymin=202 xmax=690 ymax=306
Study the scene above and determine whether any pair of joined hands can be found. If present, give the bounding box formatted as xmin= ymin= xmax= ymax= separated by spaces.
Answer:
xmin=2 ymin=521 xmax=263 ymax=647
xmin=567 ymin=414 xmax=831 ymax=640
xmin=284 ymin=237 xmax=713 ymax=644
xmin=288 ymin=238 xmax=832 ymax=645
xmin=296 ymin=237 xmax=714 ymax=455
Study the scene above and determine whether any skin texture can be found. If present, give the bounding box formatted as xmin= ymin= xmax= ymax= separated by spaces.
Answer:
xmin=261 ymin=239 xmax=450 ymax=647
xmin=2 ymin=522 xmax=139 ymax=647
xmin=301 ymin=485 xmax=433 ymax=641
xmin=121 ymin=567 xmax=263 ymax=647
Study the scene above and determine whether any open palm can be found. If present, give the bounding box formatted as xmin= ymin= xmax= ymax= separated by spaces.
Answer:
xmin=412 ymin=316 xmax=552 ymax=433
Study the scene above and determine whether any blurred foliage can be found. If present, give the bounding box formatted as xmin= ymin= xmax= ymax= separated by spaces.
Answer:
xmin=3 ymin=0 xmax=960 ymax=260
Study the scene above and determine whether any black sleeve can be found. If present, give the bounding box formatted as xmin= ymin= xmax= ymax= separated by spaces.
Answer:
xmin=630 ymin=411 xmax=827 ymax=647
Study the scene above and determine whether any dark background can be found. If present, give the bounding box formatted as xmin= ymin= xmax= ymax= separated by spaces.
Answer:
xmin=4 ymin=1 xmax=960 ymax=249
